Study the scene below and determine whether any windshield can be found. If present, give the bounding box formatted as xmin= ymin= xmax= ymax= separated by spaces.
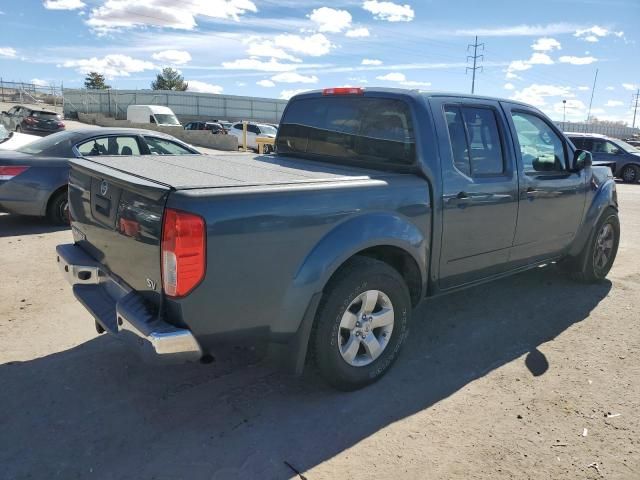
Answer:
xmin=17 ymin=131 xmax=71 ymax=155
xmin=154 ymin=114 xmax=180 ymax=125
xmin=612 ymin=139 xmax=640 ymax=153
xmin=258 ymin=125 xmax=278 ymax=136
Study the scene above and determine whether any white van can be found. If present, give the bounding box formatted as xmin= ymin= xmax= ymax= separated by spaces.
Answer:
xmin=126 ymin=105 xmax=181 ymax=127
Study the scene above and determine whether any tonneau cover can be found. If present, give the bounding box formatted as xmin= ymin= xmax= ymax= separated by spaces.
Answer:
xmin=76 ymin=152 xmax=390 ymax=190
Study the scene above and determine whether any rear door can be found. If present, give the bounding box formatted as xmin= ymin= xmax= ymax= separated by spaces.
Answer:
xmin=432 ymin=97 xmax=519 ymax=289
xmin=504 ymin=105 xmax=587 ymax=264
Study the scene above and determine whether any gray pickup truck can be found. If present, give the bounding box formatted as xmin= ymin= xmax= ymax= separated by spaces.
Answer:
xmin=57 ymin=88 xmax=619 ymax=390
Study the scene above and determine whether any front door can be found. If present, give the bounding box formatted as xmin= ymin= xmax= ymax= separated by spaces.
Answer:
xmin=504 ymin=105 xmax=587 ymax=265
xmin=434 ymin=98 xmax=519 ymax=289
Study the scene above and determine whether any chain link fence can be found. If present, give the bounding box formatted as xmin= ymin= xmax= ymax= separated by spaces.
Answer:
xmin=62 ymin=88 xmax=288 ymax=124
xmin=0 ymin=79 xmax=64 ymax=114
xmin=555 ymin=121 xmax=638 ymax=139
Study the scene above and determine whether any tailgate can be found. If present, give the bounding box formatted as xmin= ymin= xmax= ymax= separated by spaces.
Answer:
xmin=68 ymin=159 xmax=170 ymax=309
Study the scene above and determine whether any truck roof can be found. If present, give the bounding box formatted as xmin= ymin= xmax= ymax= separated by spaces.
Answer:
xmin=75 ymin=153 xmax=398 ymax=190
xmin=290 ymin=87 xmax=538 ymax=109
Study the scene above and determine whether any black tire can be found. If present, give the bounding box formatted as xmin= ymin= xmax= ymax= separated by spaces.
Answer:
xmin=620 ymin=164 xmax=639 ymax=183
xmin=571 ymin=207 xmax=620 ymax=283
xmin=47 ymin=189 xmax=69 ymax=226
xmin=312 ymin=256 xmax=412 ymax=391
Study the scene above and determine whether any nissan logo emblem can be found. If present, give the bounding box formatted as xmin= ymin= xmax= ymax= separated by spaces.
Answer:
xmin=100 ymin=180 xmax=108 ymax=196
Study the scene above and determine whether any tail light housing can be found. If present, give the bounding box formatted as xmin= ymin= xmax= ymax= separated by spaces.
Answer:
xmin=0 ymin=166 xmax=30 ymax=181
xmin=323 ymin=87 xmax=364 ymax=95
xmin=24 ymin=116 xmax=38 ymax=125
xmin=161 ymin=208 xmax=206 ymax=298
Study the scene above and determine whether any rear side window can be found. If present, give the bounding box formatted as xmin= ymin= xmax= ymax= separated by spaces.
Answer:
xmin=277 ymin=97 xmax=416 ymax=167
xmin=569 ymin=137 xmax=585 ymax=149
xmin=144 ymin=136 xmax=194 ymax=155
xmin=77 ymin=136 xmax=141 ymax=156
xmin=443 ymin=105 xmax=504 ymax=176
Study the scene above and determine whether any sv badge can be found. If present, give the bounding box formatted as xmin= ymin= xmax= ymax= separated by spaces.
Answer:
xmin=146 ymin=278 xmax=157 ymax=290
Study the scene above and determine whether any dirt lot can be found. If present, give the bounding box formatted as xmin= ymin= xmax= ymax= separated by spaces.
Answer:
xmin=0 ymin=185 xmax=638 ymax=480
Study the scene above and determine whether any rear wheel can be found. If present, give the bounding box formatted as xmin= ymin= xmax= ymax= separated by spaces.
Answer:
xmin=312 ymin=256 xmax=411 ymax=390
xmin=47 ymin=189 xmax=69 ymax=226
xmin=621 ymin=164 xmax=639 ymax=183
xmin=570 ymin=208 xmax=620 ymax=283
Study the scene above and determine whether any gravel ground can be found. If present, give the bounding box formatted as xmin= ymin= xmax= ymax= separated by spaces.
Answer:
xmin=0 ymin=184 xmax=638 ymax=480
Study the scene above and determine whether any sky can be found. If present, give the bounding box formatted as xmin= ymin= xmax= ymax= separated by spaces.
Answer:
xmin=0 ymin=0 xmax=639 ymax=124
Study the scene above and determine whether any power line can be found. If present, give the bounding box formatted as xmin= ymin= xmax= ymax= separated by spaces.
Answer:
xmin=586 ymin=68 xmax=598 ymax=122
xmin=466 ymin=36 xmax=484 ymax=94
xmin=632 ymin=89 xmax=639 ymax=129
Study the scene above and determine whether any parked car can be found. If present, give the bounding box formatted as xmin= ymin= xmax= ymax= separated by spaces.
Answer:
xmin=0 ymin=105 xmax=65 ymax=136
xmin=126 ymin=105 xmax=181 ymax=127
xmin=184 ymin=121 xmax=227 ymax=134
xmin=567 ymin=132 xmax=640 ymax=183
xmin=0 ymin=128 xmax=201 ymax=224
xmin=218 ymin=121 xmax=233 ymax=131
xmin=228 ymin=122 xmax=277 ymax=151
xmin=56 ymin=88 xmax=618 ymax=391
xmin=0 ymin=125 xmax=38 ymax=150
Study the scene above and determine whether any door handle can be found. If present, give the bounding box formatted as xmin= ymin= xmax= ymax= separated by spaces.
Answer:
xmin=456 ymin=191 xmax=469 ymax=199
xmin=526 ymin=187 xmax=537 ymax=193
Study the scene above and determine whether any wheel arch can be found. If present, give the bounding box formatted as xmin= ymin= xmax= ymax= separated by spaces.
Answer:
xmin=44 ymin=184 xmax=68 ymax=217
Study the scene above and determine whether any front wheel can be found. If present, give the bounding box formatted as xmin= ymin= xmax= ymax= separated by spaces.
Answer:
xmin=313 ymin=256 xmax=412 ymax=390
xmin=571 ymin=208 xmax=620 ymax=283
xmin=620 ymin=164 xmax=639 ymax=183
xmin=47 ymin=189 xmax=69 ymax=225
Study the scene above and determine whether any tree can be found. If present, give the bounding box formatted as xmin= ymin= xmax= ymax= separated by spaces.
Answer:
xmin=84 ymin=72 xmax=110 ymax=90
xmin=151 ymin=68 xmax=188 ymax=91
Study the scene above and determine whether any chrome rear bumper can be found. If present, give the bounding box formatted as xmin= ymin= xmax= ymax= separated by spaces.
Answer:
xmin=56 ymin=243 xmax=202 ymax=363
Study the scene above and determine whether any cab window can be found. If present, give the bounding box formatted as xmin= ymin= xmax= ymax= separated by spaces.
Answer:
xmin=511 ymin=112 xmax=567 ymax=173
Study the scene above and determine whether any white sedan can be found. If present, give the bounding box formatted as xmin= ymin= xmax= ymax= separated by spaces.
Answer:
xmin=228 ymin=122 xmax=277 ymax=152
xmin=0 ymin=125 xmax=39 ymax=150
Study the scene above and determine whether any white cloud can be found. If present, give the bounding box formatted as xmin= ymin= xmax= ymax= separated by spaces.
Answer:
xmin=308 ymin=7 xmax=352 ymax=33
xmin=345 ymin=27 xmax=370 ymax=38
xmin=271 ymin=72 xmax=318 ymax=84
xmin=528 ymin=53 xmax=554 ymax=65
xmin=246 ymin=40 xmax=301 ymax=62
xmin=362 ymin=58 xmax=382 ymax=66
xmin=31 ymin=78 xmax=49 ymax=87
xmin=574 ymin=25 xmax=624 ymax=42
xmin=61 ymin=54 xmax=155 ymax=78
xmin=362 ymin=1 xmax=414 ymax=22
xmin=376 ymin=72 xmax=430 ymax=88
xmin=188 ymin=80 xmax=223 ymax=94
xmin=552 ymin=99 xmax=586 ymax=119
xmin=511 ymin=84 xmax=574 ymax=107
xmin=531 ymin=37 xmax=561 ymax=51
xmin=622 ymin=83 xmax=638 ymax=91
xmin=558 ymin=55 xmax=597 ymax=65
xmin=504 ymin=83 xmax=515 ymax=90
xmin=348 ymin=76 xmax=369 ymax=84
xmin=605 ymin=100 xmax=624 ymax=107
xmin=221 ymin=57 xmax=298 ymax=72
xmin=577 ymin=86 xmax=590 ymax=91
xmin=377 ymin=72 xmax=406 ymax=82
xmin=505 ymin=72 xmax=522 ymax=80
xmin=455 ymin=23 xmax=580 ymax=37
xmin=43 ymin=0 xmax=85 ymax=10
xmin=507 ymin=60 xmax=532 ymax=73
xmin=280 ymin=88 xmax=308 ymax=100
xmin=152 ymin=49 xmax=191 ymax=65
xmin=86 ymin=0 xmax=257 ymax=33
xmin=0 ymin=47 xmax=17 ymax=58
xmin=257 ymin=79 xmax=275 ymax=87
xmin=605 ymin=86 xmax=615 ymax=91
xmin=274 ymin=33 xmax=332 ymax=57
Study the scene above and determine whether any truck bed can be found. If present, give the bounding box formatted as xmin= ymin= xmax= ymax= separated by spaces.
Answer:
xmin=78 ymin=152 xmax=391 ymax=190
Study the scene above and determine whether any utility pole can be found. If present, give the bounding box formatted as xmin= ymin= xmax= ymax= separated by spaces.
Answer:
xmin=563 ymin=99 xmax=567 ymax=124
xmin=632 ymin=88 xmax=639 ymax=129
xmin=586 ymin=68 xmax=598 ymax=126
xmin=466 ymin=36 xmax=484 ymax=95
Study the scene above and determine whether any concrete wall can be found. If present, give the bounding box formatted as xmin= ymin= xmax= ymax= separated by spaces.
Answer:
xmin=78 ymin=113 xmax=238 ymax=151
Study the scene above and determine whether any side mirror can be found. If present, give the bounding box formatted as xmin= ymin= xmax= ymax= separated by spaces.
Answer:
xmin=573 ymin=149 xmax=592 ymax=171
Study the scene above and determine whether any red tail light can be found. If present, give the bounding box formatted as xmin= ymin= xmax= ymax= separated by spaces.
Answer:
xmin=322 ymin=87 xmax=364 ymax=96
xmin=161 ymin=208 xmax=206 ymax=298
xmin=58 ymin=122 xmax=65 ymax=128
xmin=0 ymin=166 xmax=30 ymax=180
xmin=24 ymin=116 xmax=38 ymax=125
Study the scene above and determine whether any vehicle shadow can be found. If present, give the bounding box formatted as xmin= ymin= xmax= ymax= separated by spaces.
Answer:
xmin=0 ymin=266 xmax=611 ymax=479
xmin=0 ymin=213 xmax=67 ymax=237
